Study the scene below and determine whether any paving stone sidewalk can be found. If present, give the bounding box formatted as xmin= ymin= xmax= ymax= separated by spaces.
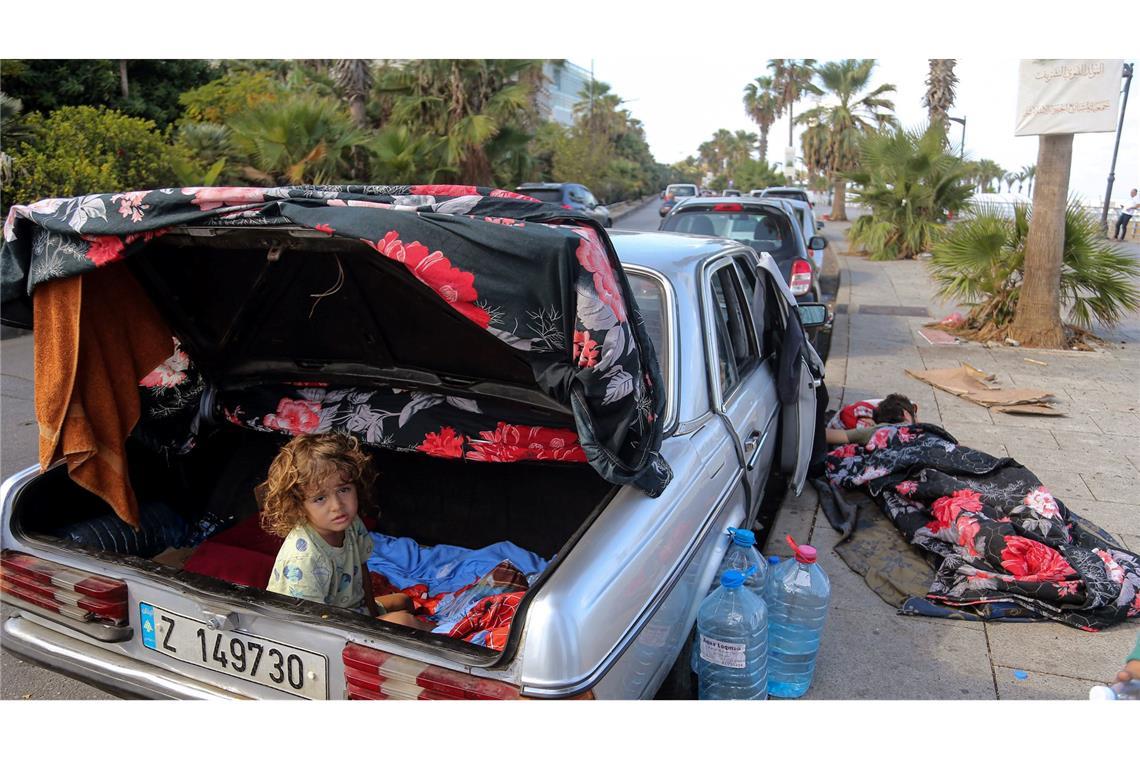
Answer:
xmin=768 ymin=212 xmax=1140 ymax=699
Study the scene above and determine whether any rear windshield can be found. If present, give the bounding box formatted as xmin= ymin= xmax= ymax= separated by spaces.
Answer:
xmin=627 ymin=272 xmax=670 ymax=397
xmin=764 ymin=190 xmax=809 ymax=203
xmin=660 ymin=208 xmax=796 ymax=256
xmin=520 ymin=188 xmax=564 ymax=203
xmin=667 ymin=186 xmax=697 ymax=197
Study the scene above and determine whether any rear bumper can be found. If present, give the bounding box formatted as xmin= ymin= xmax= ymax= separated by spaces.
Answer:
xmin=2 ymin=614 xmax=245 ymax=700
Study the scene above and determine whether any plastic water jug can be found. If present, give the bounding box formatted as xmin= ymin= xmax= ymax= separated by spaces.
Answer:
xmin=720 ymin=527 xmax=768 ymax=601
xmin=691 ymin=528 xmax=770 ymax=674
xmin=696 ymin=569 xmax=769 ymax=700
xmin=767 ymin=535 xmax=830 ymax=699
xmin=1089 ymin=679 xmax=1140 ymax=700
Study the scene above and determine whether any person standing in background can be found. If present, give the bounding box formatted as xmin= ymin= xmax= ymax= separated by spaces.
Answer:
xmin=1114 ymin=188 xmax=1138 ymax=241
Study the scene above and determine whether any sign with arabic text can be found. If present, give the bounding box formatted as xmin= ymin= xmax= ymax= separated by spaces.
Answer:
xmin=1015 ymin=59 xmax=1123 ymax=136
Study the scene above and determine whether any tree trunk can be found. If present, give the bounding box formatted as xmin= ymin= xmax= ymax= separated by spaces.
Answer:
xmin=1009 ymin=133 xmax=1072 ymax=348
xmin=788 ymin=101 xmax=794 ymax=147
xmin=119 ymin=60 xmax=129 ymax=99
xmin=759 ymin=128 xmax=769 ymax=168
xmin=831 ymin=176 xmax=847 ymax=221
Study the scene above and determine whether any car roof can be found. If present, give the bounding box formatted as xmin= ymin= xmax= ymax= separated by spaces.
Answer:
xmin=610 ymin=229 xmax=748 ymax=277
xmin=762 ymin=186 xmax=807 ymax=193
xmin=516 ymin=182 xmax=573 ymax=189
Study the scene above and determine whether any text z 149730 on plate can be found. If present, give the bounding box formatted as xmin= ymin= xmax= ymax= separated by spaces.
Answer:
xmin=139 ymin=603 xmax=328 ymax=699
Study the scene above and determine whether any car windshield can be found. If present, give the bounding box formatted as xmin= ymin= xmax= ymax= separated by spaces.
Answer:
xmin=661 ymin=208 xmax=796 ymax=255
xmin=520 ymin=188 xmax=563 ymax=203
xmin=668 ymin=186 xmax=697 ymax=197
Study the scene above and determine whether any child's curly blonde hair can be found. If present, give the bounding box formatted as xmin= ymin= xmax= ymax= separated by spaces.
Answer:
xmin=258 ymin=433 xmax=376 ymax=538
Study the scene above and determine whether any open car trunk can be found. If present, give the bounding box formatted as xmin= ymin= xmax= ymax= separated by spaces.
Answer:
xmin=9 ymin=424 xmax=615 ymax=650
xmin=1 ymin=186 xmax=676 ymax=692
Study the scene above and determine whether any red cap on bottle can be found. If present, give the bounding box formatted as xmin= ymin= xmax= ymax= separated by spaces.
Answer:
xmin=785 ymin=534 xmax=818 ymax=564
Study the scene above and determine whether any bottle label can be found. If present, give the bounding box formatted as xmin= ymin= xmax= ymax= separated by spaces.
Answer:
xmin=699 ymin=635 xmax=746 ymax=669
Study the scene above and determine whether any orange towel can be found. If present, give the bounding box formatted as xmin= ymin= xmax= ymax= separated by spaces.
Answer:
xmin=34 ymin=264 xmax=174 ymax=528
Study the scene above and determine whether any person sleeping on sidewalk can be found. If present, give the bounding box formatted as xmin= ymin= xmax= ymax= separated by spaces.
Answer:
xmin=824 ymin=393 xmax=918 ymax=446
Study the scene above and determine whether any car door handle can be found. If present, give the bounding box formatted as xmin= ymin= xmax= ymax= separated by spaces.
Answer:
xmin=744 ymin=430 xmax=766 ymax=470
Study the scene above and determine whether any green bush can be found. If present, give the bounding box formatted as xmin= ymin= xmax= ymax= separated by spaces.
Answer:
xmin=179 ymin=70 xmax=283 ymax=125
xmin=929 ymin=202 xmax=1140 ymax=339
xmin=846 ymin=123 xmax=974 ymax=260
xmin=2 ymin=106 xmax=188 ymax=212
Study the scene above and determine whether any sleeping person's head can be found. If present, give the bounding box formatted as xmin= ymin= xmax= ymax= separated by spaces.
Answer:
xmin=873 ymin=394 xmax=918 ymax=425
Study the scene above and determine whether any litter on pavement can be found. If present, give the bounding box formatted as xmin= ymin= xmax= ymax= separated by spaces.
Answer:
xmin=905 ymin=362 xmax=1062 ymax=415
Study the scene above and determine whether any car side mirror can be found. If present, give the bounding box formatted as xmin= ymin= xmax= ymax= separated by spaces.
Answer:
xmin=809 ymin=235 xmax=827 ymax=250
xmin=797 ymin=303 xmax=831 ymax=328
xmin=816 ymin=221 xmax=825 ymax=231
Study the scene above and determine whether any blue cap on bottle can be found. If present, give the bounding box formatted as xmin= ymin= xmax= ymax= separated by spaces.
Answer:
xmin=729 ymin=527 xmax=756 ymax=547
xmin=720 ymin=569 xmax=745 ymax=589
xmin=768 ymin=556 xmax=780 ymax=565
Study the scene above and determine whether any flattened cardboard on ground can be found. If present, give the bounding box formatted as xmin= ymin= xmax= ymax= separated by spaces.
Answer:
xmin=993 ymin=404 xmax=1066 ymax=416
xmin=905 ymin=362 xmax=1063 ymax=415
xmin=918 ymin=328 xmax=960 ymax=345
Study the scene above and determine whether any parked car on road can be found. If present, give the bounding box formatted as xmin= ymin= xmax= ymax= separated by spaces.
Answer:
xmin=759 ymin=186 xmax=814 ymax=210
xmin=772 ymin=197 xmax=826 ymax=272
xmin=660 ymin=183 xmax=700 ymax=217
xmin=658 ymin=197 xmax=829 ymax=355
xmin=516 ymin=182 xmax=612 ymax=227
xmin=722 ymin=188 xmax=742 ymax=197
xmin=0 ymin=185 xmax=824 ymax=700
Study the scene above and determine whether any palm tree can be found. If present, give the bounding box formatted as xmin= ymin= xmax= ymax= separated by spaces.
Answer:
xmin=1021 ymin=164 xmax=1037 ymax=196
xmin=730 ymin=130 xmax=758 ymax=172
xmin=331 ymin=59 xmax=375 ymax=129
xmin=974 ymin=159 xmax=1004 ymax=193
xmin=743 ymin=75 xmax=780 ymax=165
xmin=225 ymin=94 xmax=371 ymax=185
xmin=379 ymin=60 xmax=544 ymax=185
xmin=768 ymin=59 xmax=817 ymax=149
xmin=846 ymin=122 xmax=975 ymax=260
xmin=1004 ymin=171 xmax=1019 ymax=193
xmin=931 ymin=200 xmax=1139 ymax=341
xmin=795 ymin=59 xmax=897 ymax=220
xmin=923 ymin=59 xmax=958 ymax=128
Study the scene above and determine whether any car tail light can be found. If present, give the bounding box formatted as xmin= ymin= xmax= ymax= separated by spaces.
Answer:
xmin=790 ymin=259 xmax=813 ymax=296
xmin=562 ymin=204 xmax=573 ymax=210
xmin=0 ymin=551 xmax=128 ymax=625
xmin=712 ymin=203 xmax=743 ymax=212
xmin=343 ymin=642 xmax=522 ymax=700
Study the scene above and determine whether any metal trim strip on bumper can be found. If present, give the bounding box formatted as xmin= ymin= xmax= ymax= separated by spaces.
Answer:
xmin=2 ymin=615 xmax=248 ymax=700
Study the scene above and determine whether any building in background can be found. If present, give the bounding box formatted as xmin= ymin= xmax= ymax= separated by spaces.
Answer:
xmin=539 ymin=61 xmax=592 ymax=127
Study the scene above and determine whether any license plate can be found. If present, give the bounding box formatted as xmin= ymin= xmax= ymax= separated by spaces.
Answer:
xmin=140 ymin=603 xmax=328 ymax=699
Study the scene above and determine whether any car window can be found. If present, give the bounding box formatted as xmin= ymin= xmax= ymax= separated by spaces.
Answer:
xmin=568 ymin=188 xmax=587 ymax=202
xmin=795 ymin=208 xmax=805 ymax=229
xmin=708 ymin=263 xmax=758 ymax=399
xmin=522 ymin=188 xmax=564 ymax=203
xmin=583 ymin=192 xmax=597 ymax=206
xmin=626 ymin=272 xmax=670 ymax=397
xmin=662 ymin=209 xmax=795 ymax=255
xmin=765 ymin=190 xmax=809 ymax=204
xmin=668 ymin=186 xmax=697 ymax=197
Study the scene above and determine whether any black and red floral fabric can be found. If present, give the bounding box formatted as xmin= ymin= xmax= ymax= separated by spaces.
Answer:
xmin=1 ymin=185 xmax=671 ymax=496
xmin=220 ymin=383 xmax=587 ymax=464
xmin=826 ymin=423 xmax=1140 ymax=630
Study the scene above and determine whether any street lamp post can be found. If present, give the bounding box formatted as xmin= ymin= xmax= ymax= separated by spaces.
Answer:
xmin=947 ymin=115 xmax=967 ymax=158
xmin=1101 ymin=63 xmax=1134 ymax=237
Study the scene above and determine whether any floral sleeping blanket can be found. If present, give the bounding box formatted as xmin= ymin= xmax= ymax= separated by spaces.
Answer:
xmin=825 ymin=423 xmax=1140 ymax=631
xmin=370 ymin=560 xmax=533 ymax=651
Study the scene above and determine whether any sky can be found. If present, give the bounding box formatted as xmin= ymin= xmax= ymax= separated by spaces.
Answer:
xmin=590 ymin=57 xmax=1139 ymax=205
xmin=6 ymin=2 xmax=1137 ymax=206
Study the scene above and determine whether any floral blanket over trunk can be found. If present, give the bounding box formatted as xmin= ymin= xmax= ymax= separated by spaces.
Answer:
xmin=825 ymin=423 xmax=1140 ymax=631
xmin=1 ymin=185 xmax=671 ymax=497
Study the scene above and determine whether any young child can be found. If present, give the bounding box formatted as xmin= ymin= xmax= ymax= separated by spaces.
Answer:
xmin=260 ymin=433 xmax=432 ymax=630
xmin=824 ymin=393 xmax=919 ymax=446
